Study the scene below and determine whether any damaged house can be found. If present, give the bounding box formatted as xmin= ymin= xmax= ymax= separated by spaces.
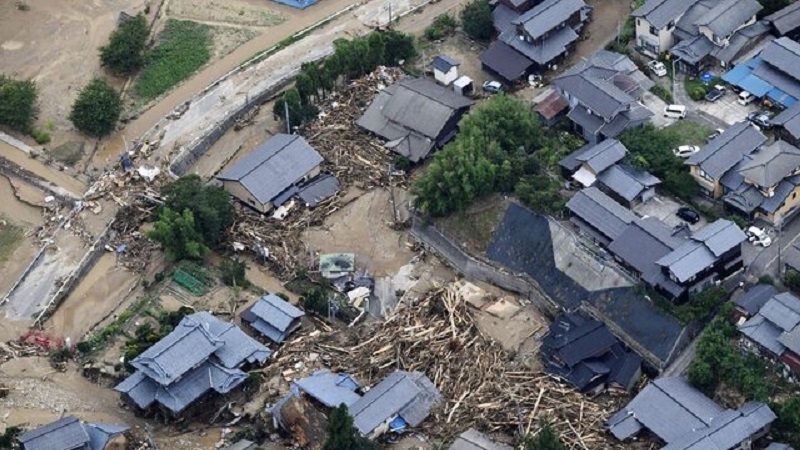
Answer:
xmin=241 ymin=294 xmax=305 ymax=344
xmin=115 ymin=312 xmax=270 ymax=417
xmin=357 ymin=77 xmax=474 ymax=163
xmin=17 ymin=416 xmax=128 ymax=450
xmin=449 ymin=429 xmax=512 ymax=450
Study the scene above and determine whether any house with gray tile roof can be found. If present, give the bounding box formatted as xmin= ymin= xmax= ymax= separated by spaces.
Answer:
xmin=733 ymin=283 xmax=778 ymax=321
xmin=553 ymin=50 xmax=653 ymax=144
xmin=597 ymin=164 xmax=661 ymax=206
xmin=115 ymin=312 xmax=270 ymax=416
xmin=449 ymin=429 xmax=513 ymax=450
xmin=739 ymin=288 xmax=800 ymax=375
xmin=241 ymin=294 xmax=304 ymax=344
xmin=566 ymin=187 xmax=638 ymax=246
xmin=18 ymin=416 xmax=128 ymax=450
xmin=686 ymin=121 xmax=767 ymax=198
xmin=349 ymin=370 xmax=441 ymax=438
xmin=480 ymin=0 xmax=591 ymax=84
xmin=217 ymin=134 xmax=324 ymax=213
xmin=632 ymin=0 xmax=765 ymax=73
xmin=723 ymin=37 xmax=800 ymax=109
xmin=357 ymin=77 xmax=473 ymax=162
xmin=607 ymin=377 xmax=775 ymax=450
xmin=291 ymin=369 xmax=361 ymax=408
xmin=765 ymin=0 xmax=800 ymax=40
xmin=655 ymin=219 xmax=745 ymax=299
xmin=568 ymin=139 xmax=628 ymax=186
xmin=774 ymin=101 xmax=800 ymax=147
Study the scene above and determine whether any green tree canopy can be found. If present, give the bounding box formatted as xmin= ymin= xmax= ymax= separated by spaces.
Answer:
xmin=147 ymin=208 xmax=208 ymax=261
xmin=523 ymin=421 xmax=567 ymax=450
xmin=69 ymin=78 xmax=122 ymax=137
xmin=322 ymin=404 xmax=376 ymax=450
xmin=0 ymin=75 xmax=37 ymax=133
xmin=461 ymin=0 xmax=494 ymax=42
xmin=160 ymin=175 xmax=233 ymax=247
xmin=100 ymin=14 xmax=149 ymax=76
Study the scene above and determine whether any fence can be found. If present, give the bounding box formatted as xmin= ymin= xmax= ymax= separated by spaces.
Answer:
xmin=409 ymin=217 xmax=560 ymax=317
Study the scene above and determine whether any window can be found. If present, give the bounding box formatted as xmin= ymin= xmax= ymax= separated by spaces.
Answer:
xmin=649 ymin=26 xmax=658 ymax=35
xmin=637 ymin=18 xmax=641 ymax=26
xmin=794 ymin=192 xmax=797 ymax=200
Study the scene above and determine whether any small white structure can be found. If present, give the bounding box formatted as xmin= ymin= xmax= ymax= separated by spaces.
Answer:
xmin=453 ymin=75 xmax=474 ymax=96
xmin=432 ymin=55 xmax=459 ymax=85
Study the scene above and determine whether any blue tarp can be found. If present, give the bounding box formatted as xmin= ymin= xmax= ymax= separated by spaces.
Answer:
xmin=700 ymin=71 xmax=715 ymax=84
xmin=723 ymin=57 xmax=798 ymax=107
xmin=768 ymin=88 xmax=798 ymax=107
xmin=271 ymin=0 xmax=319 ymax=8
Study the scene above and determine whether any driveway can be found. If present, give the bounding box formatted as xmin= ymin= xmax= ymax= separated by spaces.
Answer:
xmin=633 ymin=194 xmax=708 ymax=232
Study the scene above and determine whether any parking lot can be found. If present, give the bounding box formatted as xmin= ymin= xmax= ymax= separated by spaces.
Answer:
xmin=633 ymin=194 xmax=708 ymax=232
xmin=693 ymin=89 xmax=760 ymax=126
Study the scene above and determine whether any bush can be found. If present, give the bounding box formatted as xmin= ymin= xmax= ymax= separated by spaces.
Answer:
xmin=461 ymin=0 xmax=493 ymax=42
xmin=672 ymin=285 xmax=727 ymax=324
xmin=160 ymin=175 xmax=233 ymax=248
xmin=31 ymin=128 xmax=50 ymax=144
xmin=772 ymin=396 xmax=800 ymax=448
xmin=69 ymin=78 xmax=122 ymax=137
xmin=301 ymin=287 xmax=329 ymax=316
xmin=758 ymin=274 xmax=774 ymax=285
xmin=786 ymin=269 xmax=800 ymax=292
xmin=688 ymin=85 xmax=708 ymax=101
xmin=100 ymin=14 xmax=149 ymax=76
xmin=220 ymin=257 xmax=248 ymax=287
xmin=425 ymin=13 xmax=457 ymax=41
xmin=0 ymin=426 xmax=22 ymax=448
xmin=650 ymin=85 xmax=673 ymax=103
xmin=135 ymin=19 xmax=211 ymax=101
xmin=0 ymin=75 xmax=37 ymax=133
xmin=147 ymin=208 xmax=208 ymax=261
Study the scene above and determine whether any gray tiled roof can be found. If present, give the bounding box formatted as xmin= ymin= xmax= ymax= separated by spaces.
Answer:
xmin=674 ymin=0 xmax=714 ymax=38
xmin=778 ymin=326 xmax=800 ymax=354
xmin=695 ymin=0 xmax=761 ymax=38
xmin=740 ymin=314 xmax=786 ymax=355
xmin=566 ymin=187 xmax=637 ymax=241
xmin=739 ymin=140 xmax=800 ymax=188
xmin=575 ymin=139 xmax=628 ymax=173
xmin=217 ymin=134 xmax=323 ymax=205
xmin=734 ymin=284 xmax=778 ymax=316
xmin=766 ymin=0 xmax=800 ymax=35
xmin=499 ymin=24 xmax=579 ymax=66
xmin=711 ymin=21 xmax=771 ymax=64
xmin=298 ymin=174 xmax=339 ymax=207
xmin=609 ymin=219 xmax=678 ymax=280
xmin=765 ymin=444 xmax=796 ymax=450
xmin=449 ymin=429 xmax=513 ymax=450
xmin=662 ymin=402 xmax=775 ymax=450
xmin=670 ymin=35 xmax=714 ymax=65
xmin=432 ymin=55 xmax=459 ymax=73
xmin=597 ymin=164 xmax=660 ymax=202
xmin=220 ymin=440 xmax=257 ymax=450
xmin=632 ymin=0 xmax=699 ymax=29
xmin=85 ymin=423 xmax=129 ymax=450
xmin=555 ymin=74 xmax=633 ymax=119
xmin=293 ymin=370 xmax=361 ymax=408
xmin=691 ymin=219 xmax=746 ymax=257
xmin=479 ymin=41 xmax=534 ymax=83
xmin=657 ymin=220 xmax=745 ymax=282
xmin=760 ymin=37 xmax=800 ymax=82
xmin=357 ymin=78 xmax=473 ymax=162
xmin=242 ymin=294 xmax=304 ymax=344
xmin=773 ymin=102 xmax=800 ymax=139
xmin=18 ymin=417 xmax=89 ymax=450
xmin=350 ymin=370 xmax=441 ymax=435
xmin=512 ymin=0 xmax=587 ymax=40
xmin=760 ymin=292 xmax=800 ymax=331
xmin=492 ymin=3 xmax=519 ymax=33
xmin=567 ymin=105 xmax=605 ymax=135
xmin=686 ymin=121 xmax=766 ymax=178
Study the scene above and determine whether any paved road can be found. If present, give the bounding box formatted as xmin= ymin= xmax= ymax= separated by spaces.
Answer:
xmin=745 ymin=215 xmax=800 ymax=279
xmin=661 ymin=336 xmax=698 ymax=377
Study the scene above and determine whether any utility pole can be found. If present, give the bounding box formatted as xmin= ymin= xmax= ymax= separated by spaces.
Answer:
xmin=388 ymin=3 xmax=393 ymax=29
xmin=284 ymin=100 xmax=291 ymax=134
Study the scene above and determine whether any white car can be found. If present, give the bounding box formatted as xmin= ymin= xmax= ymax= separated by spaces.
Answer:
xmin=647 ymin=60 xmax=668 ymax=77
xmin=673 ymin=145 xmax=700 ymax=158
xmin=747 ymin=226 xmax=773 ymax=247
xmin=664 ymin=104 xmax=687 ymax=119
xmin=707 ymin=128 xmax=725 ymax=141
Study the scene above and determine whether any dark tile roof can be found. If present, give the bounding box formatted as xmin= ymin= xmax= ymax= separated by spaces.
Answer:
xmin=597 ymin=164 xmax=660 ymax=202
xmin=18 ymin=417 xmax=128 ymax=450
xmin=734 ymin=284 xmax=779 ymax=316
xmin=773 ymin=101 xmax=800 ymax=139
xmin=566 ymin=187 xmax=637 ymax=241
xmin=432 ymin=55 xmax=459 ymax=73
xmin=695 ymin=0 xmax=761 ymax=38
xmin=575 ymin=140 xmax=628 ymax=173
xmin=739 ymin=140 xmax=800 ymax=188
xmin=479 ymin=41 xmax=534 ymax=83
xmin=766 ymin=1 xmax=800 ymax=35
xmin=686 ymin=121 xmax=767 ymax=179
xmin=512 ymin=0 xmax=588 ymax=40
xmin=632 ymin=0 xmax=699 ymax=30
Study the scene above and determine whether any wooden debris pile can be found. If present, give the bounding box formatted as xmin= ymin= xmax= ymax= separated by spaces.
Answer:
xmin=266 ymin=285 xmax=627 ymax=449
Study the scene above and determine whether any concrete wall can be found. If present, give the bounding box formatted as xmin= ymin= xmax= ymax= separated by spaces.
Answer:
xmin=635 ymin=18 xmax=675 ymax=54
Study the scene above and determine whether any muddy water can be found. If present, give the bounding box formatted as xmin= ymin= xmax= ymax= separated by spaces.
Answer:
xmin=0 ymin=141 xmax=86 ymax=197
xmin=0 ymin=174 xmax=43 ymax=301
xmin=47 ymin=253 xmax=140 ymax=340
xmin=245 ymin=260 xmax=299 ymax=303
xmin=0 ymin=174 xmax=42 ymax=225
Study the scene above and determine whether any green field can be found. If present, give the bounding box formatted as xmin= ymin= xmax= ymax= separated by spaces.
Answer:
xmin=134 ymin=20 xmax=212 ymax=101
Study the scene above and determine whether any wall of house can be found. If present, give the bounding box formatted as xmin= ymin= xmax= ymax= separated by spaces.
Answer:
xmin=223 ymin=180 xmax=272 ymax=213
xmin=434 ymin=67 xmax=458 ymax=86
xmin=759 ymin=184 xmax=800 ymax=226
xmin=635 ymin=18 xmax=675 ymax=54
xmin=689 ymin=166 xmax=723 ymax=198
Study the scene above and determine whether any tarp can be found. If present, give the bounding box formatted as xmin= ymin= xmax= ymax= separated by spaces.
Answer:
xmin=271 ymin=0 xmax=319 ymax=8
xmin=722 ymin=64 xmax=773 ymax=96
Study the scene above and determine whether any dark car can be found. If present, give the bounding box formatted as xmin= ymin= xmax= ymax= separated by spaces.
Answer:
xmin=704 ymin=86 xmax=725 ymax=102
xmin=747 ymin=111 xmax=772 ymax=129
xmin=676 ymin=207 xmax=700 ymax=224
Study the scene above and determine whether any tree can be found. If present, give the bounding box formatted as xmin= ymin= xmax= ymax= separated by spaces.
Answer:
xmin=0 ymin=75 xmax=37 ymax=133
xmin=160 ymin=175 xmax=233 ymax=247
xmin=323 ymin=404 xmax=376 ymax=450
xmin=301 ymin=287 xmax=329 ymax=316
xmin=461 ymin=0 xmax=494 ymax=42
xmin=69 ymin=78 xmax=122 ymax=137
xmin=220 ymin=257 xmax=248 ymax=287
xmin=273 ymin=87 xmax=318 ymax=129
xmin=147 ymin=208 xmax=208 ymax=261
xmin=522 ymin=421 xmax=567 ymax=450
xmin=773 ymin=397 xmax=800 ymax=448
xmin=100 ymin=14 xmax=149 ymax=76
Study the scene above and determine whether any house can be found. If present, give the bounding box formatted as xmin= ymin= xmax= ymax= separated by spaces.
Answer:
xmin=349 ymin=370 xmax=441 ymax=438
xmin=685 ymin=121 xmax=767 ymax=198
xmin=553 ymin=50 xmax=654 ymax=144
xmin=217 ymin=134 xmax=324 ymax=213
xmin=765 ymin=1 xmax=800 ymax=40
xmin=738 ymin=289 xmax=800 ymax=374
xmin=480 ymin=0 xmax=592 ymax=84
xmin=632 ymin=0 xmax=766 ymax=73
xmin=608 ymin=217 xmax=689 ymax=300
xmin=723 ymin=37 xmax=800 ymax=109
xmin=115 ymin=312 xmax=271 ymax=416
xmin=432 ymin=55 xmax=459 ymax=85
xmin=533 ymin=88 xmax=569 ymax=127
xmin=541 ymin=313 xmax=642 ymax=393
xmin=241 ymin=294 xmax=305 ymax=344
xmin=733 ymin=283 xmax=778 ymax=322
xmin=566 ymin=187 xmax=637 ymax=246
xmin=566 ymin=140 xmax=628 ymax=187
xmin=597 ymin=165 xmax=661 ymax=206
xmin=449 ymin=429 xmax=512 ymax=450
xmin=773 ymin=101 xmax=800 ymax=147
xmin=722 ymin=140 xmax=800 ymax=226
xmin=607 ymin=377 xmax=776 ymax=450
xmin=655 ymin=219 xmax=746 ymax=298
xmin=17 ymin=416 xmax=128 ymax=450
xmin=291 ymin=370 xmax=361 ymax=408
xmin=297 ymin=174 xmax=339 ymax=208
xmin=357 ymin=77 xmax=474 ymax=162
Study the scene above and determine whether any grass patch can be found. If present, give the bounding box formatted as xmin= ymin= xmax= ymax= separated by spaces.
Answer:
xmin=135 ymin=20 xmax=212 ymax=101
xmin=0 ymin=215 xmax=23 ymax=264
xmin=435 ymin=195 xmax=508 ymax=254
xmin=665 ymin=120 xmax=712 ymax=146
xmin=49 ymin=141 xmax=85 ymax=166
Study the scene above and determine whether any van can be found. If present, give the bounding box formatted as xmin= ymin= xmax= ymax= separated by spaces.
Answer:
xmin=738 ymin=90 xmax=755 ymax=105
xmin=664 ymin=104 xmax=687 ymax=119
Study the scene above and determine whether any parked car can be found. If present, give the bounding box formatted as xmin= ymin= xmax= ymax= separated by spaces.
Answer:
xmin=747 ymin=226 xmax=772 ymax=247
xmin=528 ymin=74 xmax=543 ymax=87
xmin=707 ymin=128 xmax=725 ymax=141
xmin=482 ymin=80 xmax=504 ymax=94
xmin=738 ymin=90 xmax=756 ymax=105
xmin=664 ymin=104 xmax=687 ymax=119
xmin=673 ymin=145 xmax=700 ymax=158
xmin=647 ymin=60 xmax=668 ymax=77
xmin=704 ymin=85 xmax=726 ymax=102
xmin=747 ymin=111 xmax=772 ymax=129
xmin=676 ymin=207 xmax=700 ymax=224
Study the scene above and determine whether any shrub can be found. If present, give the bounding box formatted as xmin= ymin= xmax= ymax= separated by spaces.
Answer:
xmin=758 ymin=274 xmax=774 ymax=285
xmin=31 ymin=128 xmax=50 ymax=144
xmin=301 ymin=287 xmax=329 ymax=316
xmin=425 ymin=13 xmax=457 ymax=41
xmin=69 ymin=78 xmax=122 ymax=137
xmin=220 ymin=257 xmax=248 ymax=287
xmin=160 ymin=175 xmax=233 ymax=248
xmin=461 ymin=0 xmax=493 ymax=42
xmin=100 ymin=14 xmax=149 ymax=76
xmin=0 ymin=75 xmax=37 ymax=133
xmin=688 ymin=85 xmax=708 ymax=101
xmin=786 ymin=269 xmax=800 ymax=292
xmin=650 ymin=85 xmax=673 ymax=103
